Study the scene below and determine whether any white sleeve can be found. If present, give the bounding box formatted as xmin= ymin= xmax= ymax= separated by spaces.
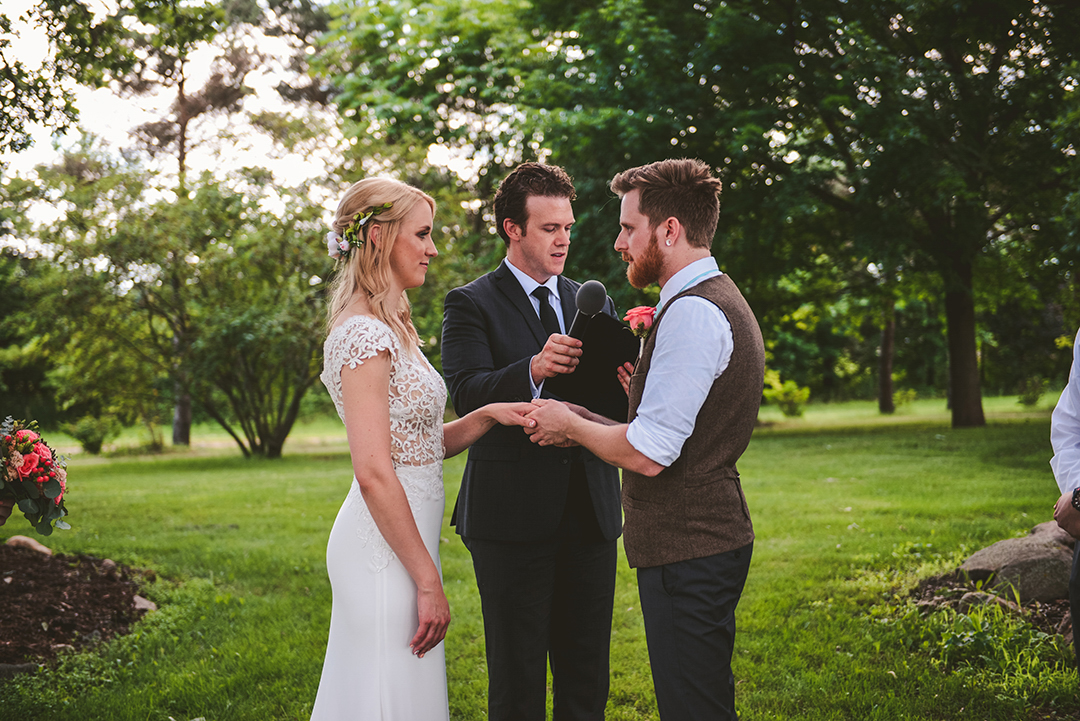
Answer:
xmin=1051 ymin=329 xmax=1080 ymax=493
xmin=625 ymin=297 xmax=732 ymax=467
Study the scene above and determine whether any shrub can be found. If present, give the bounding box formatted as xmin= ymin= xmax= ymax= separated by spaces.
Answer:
xmin=763 ymin=369 xmax=810 ymax=417
xmin=62 ymin=415 xmax=121 ymax=455
xmin=892 ymin=388 xmax=918 ymax=408
xmin=1017 ymin=376 xmax=1048 ymax=407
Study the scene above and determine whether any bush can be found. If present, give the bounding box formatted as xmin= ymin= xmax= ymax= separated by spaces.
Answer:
xmin=892 ymin=388 xmax=918 ymax=408
xmin=62 ymin=415 xmax=121 ymax=455
xmin=1017 ymin=376 xmax=1048 ymax=407
xmin=763 ymin=369 xmax=810 ymax=417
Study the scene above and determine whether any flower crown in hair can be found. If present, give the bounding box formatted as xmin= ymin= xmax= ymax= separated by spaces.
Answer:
xmin=326 ymin=202 xmax=394 ymax=259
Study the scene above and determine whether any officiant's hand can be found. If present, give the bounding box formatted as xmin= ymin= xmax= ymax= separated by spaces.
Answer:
xmin=617 ymin=361 xmax=634 ymax=397
xmin=525 ymin=399 xmax=578 ymax=447
xmin=530 ymin=334 xmax=582 ymax=385
xmin=411 ymin=583 xmax=450 ymax=658
xmin=1054 ymin=491 xmax=1080 ymax=539
xmin=0 ymin=499 xmax=13 ymax=526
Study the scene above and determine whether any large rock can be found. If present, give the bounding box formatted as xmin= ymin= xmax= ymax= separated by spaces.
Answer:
xmin=4 ymin=535 xmax=52 ymax=556
xmin=1029 ymin=521 xmax=1076 ymax=550
xmin=960 ymin=532 xmax=1073 ymax=603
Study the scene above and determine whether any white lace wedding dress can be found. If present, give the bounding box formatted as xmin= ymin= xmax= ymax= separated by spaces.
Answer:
xmin=311 ymin=315 xmax=450 ymax=720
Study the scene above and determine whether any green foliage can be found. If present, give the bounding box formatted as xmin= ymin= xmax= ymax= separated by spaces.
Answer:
xmin=24 ymin=142 xmax=331 ymax=458
xmin=0 ymin=0 xmax=135 ymax=153
xmin=890 ymin=603 xmax=1072 ymax=682
xmin=763 ymin=368 xmax=810 ymax=417
xmin=330 ymin=0 xmax=1080 ymax=425
xmin=892 ymin=388 xmax=918 ymax=409
xmin=62 ymin=415 xmax=122 ymax=455
xmin=1017 ymin=376 xmax=1050 ymax=407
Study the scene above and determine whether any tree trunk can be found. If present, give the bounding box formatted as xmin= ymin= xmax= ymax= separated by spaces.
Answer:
xmin=172 ymin=385 xmax=191 ymax=446
xmin=878 ymin=304 xmax=896 ymax=414
xmin=943 ymin=255 xmax=985 ymax=427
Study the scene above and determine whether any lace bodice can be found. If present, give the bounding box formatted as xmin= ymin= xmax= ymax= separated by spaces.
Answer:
xmin=321 ymin=315 xmax=446 ymax=466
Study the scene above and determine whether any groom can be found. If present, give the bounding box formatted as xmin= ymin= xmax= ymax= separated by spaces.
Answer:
xmin=441 ymin=163 xmax=622 ymax=720
xmin=526 ymin=158 xmax=765 ymax=721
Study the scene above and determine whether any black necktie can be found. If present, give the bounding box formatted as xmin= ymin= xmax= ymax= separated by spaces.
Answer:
xmin=532 ymin=286 xmax=561 ymax=337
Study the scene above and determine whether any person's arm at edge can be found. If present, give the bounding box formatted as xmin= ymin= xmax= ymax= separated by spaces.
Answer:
xmin=1052 ymin=330 xmax=1080 ymax=537
xmin=341 ymin=352 xmax=448 ymax=658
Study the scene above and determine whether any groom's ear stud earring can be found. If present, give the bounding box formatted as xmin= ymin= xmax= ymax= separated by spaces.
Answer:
xmin=666 ymin=240 xmax=672 ymax=246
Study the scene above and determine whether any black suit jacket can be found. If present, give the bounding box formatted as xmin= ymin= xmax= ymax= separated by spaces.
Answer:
xmin=442 ymin=261 xmax=623 ymax=543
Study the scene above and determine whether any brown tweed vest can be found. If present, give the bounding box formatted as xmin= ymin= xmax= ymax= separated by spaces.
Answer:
xmin=621 ymin=273 xmax=765 ymax=568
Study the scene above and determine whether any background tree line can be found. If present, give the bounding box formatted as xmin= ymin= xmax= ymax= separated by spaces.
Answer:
xmin=2 ymin=0 xmax=1078 ymax=458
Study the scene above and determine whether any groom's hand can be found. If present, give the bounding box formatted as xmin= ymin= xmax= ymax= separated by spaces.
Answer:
xmin=525 ymin=399 xmax=578 ymax=447
xmin=530 ymin=334 xmax=582 ymax=385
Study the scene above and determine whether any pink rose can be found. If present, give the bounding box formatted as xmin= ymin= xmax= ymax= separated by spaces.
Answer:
xmin=15 ymin=429 xmax=39 ymax=443
xmin=623 ymin=306 xmax=656 ymax=338
xmin=17 ymin=452 xmax=39 ymax=478
xmin=33 ymin=442 xmax=52 ymax=463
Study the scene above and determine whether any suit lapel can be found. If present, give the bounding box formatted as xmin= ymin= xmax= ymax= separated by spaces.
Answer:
xmin=494 ymin=261 xmax=549 ymax=347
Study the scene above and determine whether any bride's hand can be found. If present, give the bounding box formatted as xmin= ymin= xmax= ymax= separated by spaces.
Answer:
xmin=411 ymin=583 xmax=450 ymax=658
xmin=486 ymin=402 xmax=537 ymax=429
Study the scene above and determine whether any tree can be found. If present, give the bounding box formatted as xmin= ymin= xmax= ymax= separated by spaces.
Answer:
xmin=524 ymin=0 xmax=1080 ymax=426
xmin=0 ymin=0 xmax=134 ymax=153
xmin=29 ymin=142 xmax=330 ymax=458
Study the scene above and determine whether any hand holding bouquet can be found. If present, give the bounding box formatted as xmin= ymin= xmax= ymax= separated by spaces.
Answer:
xmin=1 ymin=417 xmax=70 ymax=535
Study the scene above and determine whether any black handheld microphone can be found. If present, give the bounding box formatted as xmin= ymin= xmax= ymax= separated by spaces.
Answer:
xmin=568 ymin=280 xmax=607 ymax=339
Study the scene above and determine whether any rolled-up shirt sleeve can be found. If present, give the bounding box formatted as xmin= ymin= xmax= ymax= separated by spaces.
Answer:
xmin=1051 ymin=329 xmax=1080 ymax=493
xmin=626 ymin=296 xmax=732 ymax=468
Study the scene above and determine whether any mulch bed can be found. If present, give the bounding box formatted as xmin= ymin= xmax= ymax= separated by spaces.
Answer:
xmin=0 ymin=544 xmax=153 ymax=666
xmin=910 ymin=570 xmax=1073 ymax=639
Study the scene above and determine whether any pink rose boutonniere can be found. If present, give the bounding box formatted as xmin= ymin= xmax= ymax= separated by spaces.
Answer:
xmin=623 ymin=306 xmax=656 ymax=357
xmin=624 ymin=306 xmax=656 ymax=338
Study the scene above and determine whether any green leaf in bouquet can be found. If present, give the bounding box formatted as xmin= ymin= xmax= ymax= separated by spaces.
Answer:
xmin=17 ymin=497 xmax=39 ymax=515
xmin=21 ymin=479 xmax=39 ymax=496
xmin=54 ymin=519 xmax=71 ymax=530
xmin=46 ymin=502 xmax=63 ymax=521
xmin=35 ymin=518 xmax=54 ymax=536
xmin=42 ymin=478 xmax=62 ymax=499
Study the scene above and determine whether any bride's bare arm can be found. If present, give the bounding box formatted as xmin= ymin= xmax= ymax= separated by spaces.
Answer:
xmin=340 ymin=352 xmax=449 ymax=658
xmin=442 ymin=402 xmax=536 ymax=458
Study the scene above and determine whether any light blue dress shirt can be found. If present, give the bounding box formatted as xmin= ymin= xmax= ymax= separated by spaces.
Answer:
xmin=625 ymin=257 xmax=734 ymax=468
xmin=1051 ymin=329 xmax=1080 ymax=493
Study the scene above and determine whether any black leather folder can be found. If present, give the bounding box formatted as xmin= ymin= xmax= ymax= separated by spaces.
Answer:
xmin=545 ymin=313 xmax=640 ymax=422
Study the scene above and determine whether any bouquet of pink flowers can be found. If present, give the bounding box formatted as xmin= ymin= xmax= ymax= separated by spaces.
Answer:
xmin=1 ymin=417 xmax=70 ymax=535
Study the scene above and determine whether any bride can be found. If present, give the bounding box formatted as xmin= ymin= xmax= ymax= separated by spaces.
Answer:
xmin=312 ymin=178 xmax=533 ymax=719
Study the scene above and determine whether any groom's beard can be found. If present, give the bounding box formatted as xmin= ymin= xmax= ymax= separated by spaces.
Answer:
xmin=623 ymin=230 xmax=664 ymax=289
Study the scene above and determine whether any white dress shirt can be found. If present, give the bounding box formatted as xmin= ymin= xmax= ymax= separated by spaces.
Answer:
xmin=504 ymin=259 xmax=565 ymax=398
xmin=626 ymin=257 xmax=734 ymax=468
xmin=1051 ymin=329 xmax=1080 ymax=493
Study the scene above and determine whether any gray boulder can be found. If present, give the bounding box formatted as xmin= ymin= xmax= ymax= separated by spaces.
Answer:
xmin=959 ymin=531 xmax=1073 ymax=603
xmin=1029 ymin=520 xmax=1076 ymax=550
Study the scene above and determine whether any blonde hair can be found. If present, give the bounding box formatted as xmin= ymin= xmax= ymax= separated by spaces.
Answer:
xmin=326 ymin=178 xmax=436 ymax=355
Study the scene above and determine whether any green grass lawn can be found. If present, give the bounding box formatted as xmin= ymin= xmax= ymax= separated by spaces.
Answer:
xmin=1 ymin=397 xmax=1076 ymax=720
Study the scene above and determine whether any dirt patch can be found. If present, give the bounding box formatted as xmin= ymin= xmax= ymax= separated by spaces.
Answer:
xmin=0 ymin=544 xmax=152 ymax=665
xmin=911 ymin=570 xmax=1073 ymax=640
